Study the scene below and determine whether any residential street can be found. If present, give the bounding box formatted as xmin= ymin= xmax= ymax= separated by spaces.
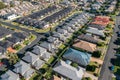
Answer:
xmin=98 ymin=21 xmax=119 ymax=80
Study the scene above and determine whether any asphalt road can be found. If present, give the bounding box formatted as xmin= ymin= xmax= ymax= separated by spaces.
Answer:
xmin=98 ymin=23 xmax=119 ymax=80
xmin=0 ymin=20 xmax=43 ymax=54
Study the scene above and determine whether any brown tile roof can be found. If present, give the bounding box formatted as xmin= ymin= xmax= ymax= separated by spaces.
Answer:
xmin=73 ymin=40 xmax=97 ymax=52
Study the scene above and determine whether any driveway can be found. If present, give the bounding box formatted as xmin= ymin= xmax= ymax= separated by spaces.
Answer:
xmin=90 ymin=57 xmax=103 ymax=64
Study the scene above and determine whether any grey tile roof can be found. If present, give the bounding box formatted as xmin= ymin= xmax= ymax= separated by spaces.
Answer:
xmin=23 ymin=68 xmax=34 ymax=79
xmin=78 ymin=33 xmax=99 ymax=44
xmin=40 ymin=42 xmax=56 ymax=52
xmin=53 ymin=60 xmax=85 ymax=80
xmin=86 ymin=27 xmax=105 ymax=37
xmin=13 ymin=60 xmax=31 ymax=75
xmin=0 ymin=26 xmax=13 ymax=39
xmin=32 ymin=45 xmax=47 ymax=55
xmin=0 ymin=70 xmax=20 ymax=80
xmin=22 ymin=52 xmax=39 ymax=64
xmin=33 ymin=59 xmax=45 ymax=70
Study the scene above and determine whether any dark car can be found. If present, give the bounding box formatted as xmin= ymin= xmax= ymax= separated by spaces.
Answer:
xmin=110 ymin=66 xmax=115 ymax=71
xmin=118 ymin=25 xmax=120 ymax=29
xmin=117 ymin=31 xmax=120 ymax=37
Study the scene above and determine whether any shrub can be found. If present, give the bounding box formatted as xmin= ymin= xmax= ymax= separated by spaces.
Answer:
xmin=94 ymin=73 xmax=99 ymax=77
xmin=86 ymin=65 xmax=96 ymax=72
xmin=92 ymin=51 xmax=102 ymax=58
xmin=97 ymin=42 xmax=105 ymax=46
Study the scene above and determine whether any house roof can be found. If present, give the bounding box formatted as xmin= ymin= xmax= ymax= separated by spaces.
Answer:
xmin=22 ymin=52 xmax=39 ymax=64
xmin=0 ymin=41 xmax=14 ymax=49
xmin=86 ymin=27 xmax=105 ymax=37
xmin=92 ymin=16 xmax=110 ymax=26
xmin=23 ymin=68 xmax=34 ymax=79
xmin=89 ymin=24 xmax=105 ymax=30
xmin=40 ymin=42 xmax=55 ymax=52
xmin=73 ymin=40 xmax=97 ymax=52
xmin=63 ymin=48 xmax=91 ymax=66
xmin=0 ymin=26 xmax=13 ymax=39
xmin=0 ymin=70 xmax=19 ymax=80
xmin=13 ymin=60 xmax=31 ymax=75
xmin=53 ymin=60 xmax=85 ymax=80
xmin=33 ymin=59 xmax=44 ymax=70
xmin=32 ymin=45 xmax=47 ymax=55
xmin=78 ymin=33 xmax=99 ymax=44
xmin=12 ymin=32 xmax=29 ymax=40
xmin=6 ymin=36 xmax=21 ymax=44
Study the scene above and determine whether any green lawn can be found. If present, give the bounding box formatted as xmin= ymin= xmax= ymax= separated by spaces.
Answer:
xmin=47 ymin=56 xmax=56 ymax=64
xmin=114 ymin=66 xmax=120 ymax=75
xmin=29 ymin=72 xmax=42 ymax=80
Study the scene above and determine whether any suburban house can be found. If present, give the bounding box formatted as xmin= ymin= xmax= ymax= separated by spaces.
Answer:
xmin=73 ymin=40 xmax=97 ymax=52
xmin=22 ymin=51 xmax=45 ymax=69
xmin=63 ymin=48 xmax=91 ymax=66
xmin=12 ymin=32 xmax=29 ymax=41
xmin=0 ymin=46 xmax=5 ymax=55
xmin=92 ymin=16 xmax=110 ymax=26
xmin=57 ymin=28 xmax=71 ymax=38
xmin=0 ymin=26 xmax=13 ymax=41
xmin=2 ymin=13 xmax=18 ymax=20
xmin=86 ymin=27 xmax=105 ymax=37
xmin=0 ymin=70 xmax=20 ymax=80
xmin=13 ymin=60 xmax=35 ymax=79
xmin=32 ymin=45 xmax=51 ymax=61
xmin=47 ymin=36 xmax=62 ymax=47
xmin=6 ymin=36 xmax=21 ymax=45
xmin=78 ymin=33 xmax=99 ymax=44
xmin=40 ymin=41 xmax=56 ymax=53
xmin=52 ymin=32 xmax=67 ymax=42
xmin=89 ymin=24 xmax=105 ymax=30
xmin=61 ymin=25 xmax=74 ymax=33
xmin=53 ymin=60 xmax=85 ymax=80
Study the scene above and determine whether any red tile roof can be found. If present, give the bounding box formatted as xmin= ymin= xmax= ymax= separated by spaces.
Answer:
xmin=92 ymin=16 xmax=110 ymax=26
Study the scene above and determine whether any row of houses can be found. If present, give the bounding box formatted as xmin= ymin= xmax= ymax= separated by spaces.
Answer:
xmin=40 ymin=12 xmax=91 ymax=53
xmin=52 ymin=15 xmax=111 ymax=80
xmin=14 ymin=18 xmax=49 ymax=29
xmin=0 ymin=44 xmax=52 ymax=80
xmin=0 ymin=2 xmax=39 ymax=17
xmin=0 ymin=27 xmax=29 ymax=55
xmin=28 ymin=5 xmax=58 ymax=19
xmin=13 ymin=5 xmax=59 ymax=29
xmin=0 ymin=12 xmax=92 ymax=80
xmin=14 ymin=6 xmax=74 ymax=29
xmin=42 ymin=6 xmax=74 ymax=23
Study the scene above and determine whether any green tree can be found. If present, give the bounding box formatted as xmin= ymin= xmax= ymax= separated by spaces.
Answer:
xmin=0 ymin=2 xmax=6 ymax=9
xmin=92 ymin=51 xmax=102 ymax=58
xmin=7 ymin=53 xmax=19 ymax=65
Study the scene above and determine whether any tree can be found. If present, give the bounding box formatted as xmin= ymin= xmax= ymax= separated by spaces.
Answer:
xmin=7 ymin=53 xmax=19 ymax=65
xmin=0 ymin=2 xmax=6 ymax=9
xmin=97 ymin=42 xmax=105 ymax=46
xmin=92 ymin=51 xmax=102 ymax=58
xmin=86 ymin=65 xmax=96 ymax=72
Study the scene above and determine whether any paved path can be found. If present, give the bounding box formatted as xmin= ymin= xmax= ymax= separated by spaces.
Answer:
xmin=98 ymin=23 xmax=119 ymax=80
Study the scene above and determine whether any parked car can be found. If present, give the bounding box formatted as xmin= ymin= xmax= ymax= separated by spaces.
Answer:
xmin=117 ymin=31 xmax=120 ymax=37
xmin=110 ymin=66 xmax=115 ymax=71
xmin=118 ymin=25 xmax=120 ymax=29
